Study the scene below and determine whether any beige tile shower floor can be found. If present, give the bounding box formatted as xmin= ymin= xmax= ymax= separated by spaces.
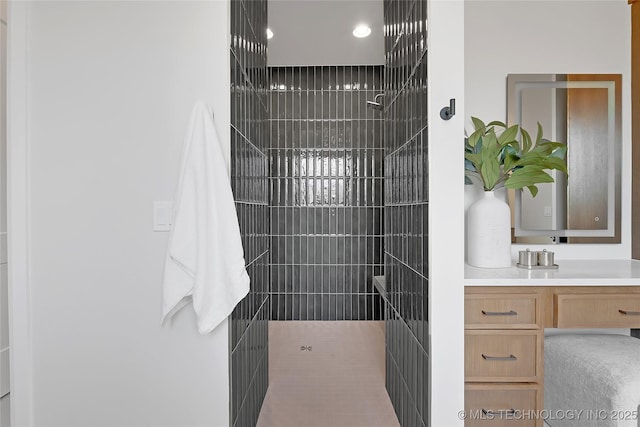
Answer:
xmin=256 ymin=321 xmax=401 ymax=427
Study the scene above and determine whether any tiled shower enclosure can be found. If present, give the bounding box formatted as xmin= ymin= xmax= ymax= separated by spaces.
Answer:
xmin=231 ymin=0 xmax=430 ymax=424
xmin=229 ymin=0 xmax=270 ymax=425
xmin=268 ymin=66 xmax=385 ymax=321
xmin=383 ymin=0 xmax=430 ymax=425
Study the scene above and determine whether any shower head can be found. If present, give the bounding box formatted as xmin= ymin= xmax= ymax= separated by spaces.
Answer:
xmin=366 ymin=93 xmax=385 ymax=110
xmin=366 ymin=100 xmax=383 ymax=110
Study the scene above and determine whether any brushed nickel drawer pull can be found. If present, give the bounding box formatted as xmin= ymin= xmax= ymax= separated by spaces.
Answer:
xmin=619 ymin=309 xmax=640 ymax=315
xmin=482 ymin=408 xmax=517 ymax=418
xmin=482 ymin=354 xmax=517 ymax=361
xmin=481 ymin=310 xmax=518 ymax=316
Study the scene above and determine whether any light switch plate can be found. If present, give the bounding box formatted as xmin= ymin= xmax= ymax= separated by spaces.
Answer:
xmin=153 ymin=201 xmax=174 ymax=232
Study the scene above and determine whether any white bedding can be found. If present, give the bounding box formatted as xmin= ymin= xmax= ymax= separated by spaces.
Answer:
xmin=545 ymin=334 xmax=640 ymax=427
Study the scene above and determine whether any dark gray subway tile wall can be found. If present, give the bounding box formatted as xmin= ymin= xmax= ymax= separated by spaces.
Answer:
xmin=268 ymin=66 xmax=384 ymax=321
xmin=383 ymin=0 xmax=430 ymax=425
xmin=229 ymin=0 xmax=269 ymax=425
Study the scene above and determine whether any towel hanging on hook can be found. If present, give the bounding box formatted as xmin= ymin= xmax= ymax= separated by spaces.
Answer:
xmin=161 ymin=101 xmax=250 ymax=334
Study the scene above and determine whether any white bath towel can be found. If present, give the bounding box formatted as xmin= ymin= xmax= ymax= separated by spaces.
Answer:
xmin=161 ymin=101 xmax=250 ymax=334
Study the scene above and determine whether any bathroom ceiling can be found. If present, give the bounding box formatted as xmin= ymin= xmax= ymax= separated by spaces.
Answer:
xmin=267 ymin=0 xmax=385 ymax=66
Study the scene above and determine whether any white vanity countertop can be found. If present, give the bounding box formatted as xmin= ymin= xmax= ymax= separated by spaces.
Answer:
xmin=465 ymin=259 xmax=640 ymax=286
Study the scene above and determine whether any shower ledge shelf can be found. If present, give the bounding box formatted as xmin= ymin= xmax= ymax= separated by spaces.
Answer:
xmin=373 ymin=276 xmax=387 ymax=301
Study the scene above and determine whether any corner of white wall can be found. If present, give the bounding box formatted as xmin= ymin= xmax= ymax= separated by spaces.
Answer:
xmin=8 ymin=1 xmax=233 ymax=426
xmin=428 ymin=1 xmax=465 ymax=425
xmin=7 ymin=1 xmax=34 ymax=425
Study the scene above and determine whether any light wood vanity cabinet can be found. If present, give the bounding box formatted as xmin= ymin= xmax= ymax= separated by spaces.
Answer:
xmin=464 ymin=288 xmax=544 ymax=427
xmin=464 ymin=285 xmax=640 ymax=427
xmin=554 ymin=293 xmax=640 ymax=328
xmin=465 ymin=331 xmax=541 ymax=382
xmin=465 ymin=384 xmax=540 ymax=427
xmin=464 ymin=294 xmax=540 ymax=329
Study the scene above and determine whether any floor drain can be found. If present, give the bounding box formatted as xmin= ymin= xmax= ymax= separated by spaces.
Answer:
xmin=300 ymin=345 xmax=312 ymax=351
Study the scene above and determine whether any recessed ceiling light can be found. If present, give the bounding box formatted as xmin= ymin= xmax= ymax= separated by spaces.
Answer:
xmin=353 ymin=24 xmax=371 ymax=38
xmin=266 ymin=28 xmax=274 ymax=40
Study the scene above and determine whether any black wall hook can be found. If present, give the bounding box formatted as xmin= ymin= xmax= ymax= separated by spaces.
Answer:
xmin=440 ymin=98 xmax=456 ymax=120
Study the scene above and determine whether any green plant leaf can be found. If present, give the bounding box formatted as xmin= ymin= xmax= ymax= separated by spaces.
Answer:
xmin=532 ymin=140 xmax=566 ymax=156
xmin=503 ymin=141 xmax=519 ymax=152
xmin=505 ymin=168 xmax=554 ymax=190
xmin=465 ymin=158 xmax=476 ymax=171
xmin=511 ymin=164 xmax=547 ymax=175
xmin=467 ymin=128 xmax=484 ymax=148
xmin=465 ymin=171 xmax=482 ymax=186
xmin=500 ymin=142 xmax=520 ymax=163
xmin=521 ymin=128 xmax=532 ymax=153
xmin=514 ymin=151 xmax=544 ymax=166
xmin=498 ymin=124 xmax=519 ymax=146
xmin=481 ymin=157 xmax=500 ymax=190
xmin=550 ymin=145 xmax=568 ymax=159
xmin=481 ymin=129 xmax=500 ymax=162
xmin=471 ymin=116 xmax=486 ymax=131
xmin=503 ymin=152 xmax=520 ymax=174
xmin=465 ymin=152 xmax=481 ymax=169
xmin=526 ymin=185 xmax=539 ymax=197
xmin=515 ymin=144 xmax=567 ymax=174
xmin=541 ymin=138 xmax=565 ymax=147
xmin=486 ymin=120 xmax=507 ymax=128
xmin=541 ymin=156 xmax=568 ymax=173
xmin=464 ymin=117 xmax=566 ymax=194
xmin=535 ymin=122 xmax=543 ymax=146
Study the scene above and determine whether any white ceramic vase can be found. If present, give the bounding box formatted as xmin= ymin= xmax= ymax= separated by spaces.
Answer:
xmin=467 ymin=191 xmax=512 ymax=268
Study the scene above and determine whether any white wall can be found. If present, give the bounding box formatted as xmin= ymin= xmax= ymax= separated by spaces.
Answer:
xmin=0 ymin=0 xmax=8 ymax=424
xmin=10 ymin=2 xmax=231 ymax=426
xmin=428 ymin=1 xmax=465 ymax=425
xmin=465 ymin=0 xmax=631 ymax=259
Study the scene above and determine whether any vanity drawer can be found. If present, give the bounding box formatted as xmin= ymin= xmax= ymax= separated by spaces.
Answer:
xmin=555 ymin=294 xmax=640 ymax=328
xmin=465 ymin=331 xmax=541 ymax=382
xmin=465 ymin=294 xmax=540 ymax=329
xmin=465 ymin=384 xmax=541 ymax=427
